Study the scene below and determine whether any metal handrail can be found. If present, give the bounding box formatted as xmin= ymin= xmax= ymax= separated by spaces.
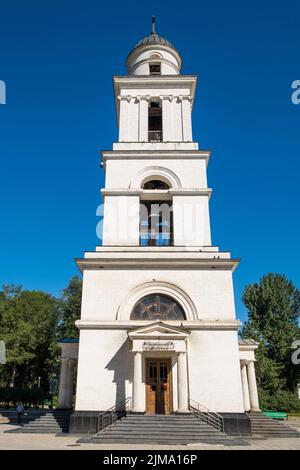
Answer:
xmin=189 ymin=398 xmax=224 ymax=432
xmin=97 ymin=397 xmax=131 ymax=434
xmin=148 ymin=130 xmax=162 ymax=142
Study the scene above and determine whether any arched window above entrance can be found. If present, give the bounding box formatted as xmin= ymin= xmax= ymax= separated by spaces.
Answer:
xmin=130 ymin=294 xmax=186 ymax=321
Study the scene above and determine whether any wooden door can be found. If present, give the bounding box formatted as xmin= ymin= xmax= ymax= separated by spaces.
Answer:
xmin=146 ymin=359 xmax=172 ymax=414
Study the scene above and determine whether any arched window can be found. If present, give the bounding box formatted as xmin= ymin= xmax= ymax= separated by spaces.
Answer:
xmin=142 ymin=179 xmax=170 ymax=190
xmin=130 ymin=294 xmax=186 ymax=321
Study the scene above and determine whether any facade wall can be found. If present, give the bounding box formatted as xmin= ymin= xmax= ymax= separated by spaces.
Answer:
xmin=173 ymin=195 xmax=211 ymax=246
xmin=188 ymin=330 xmax=244 ymax=412
xmin=105 ymin=159 xmax=208 ymax=189
xmin=102 ymin=195 xmax=140 ymax=246
xmin=80 ymin=269 xmax=236 ymax=321
xmin=75 ymin=328 xmax=243 ymax=413
xmin=75 ymin=329 xmax=131 ymax=411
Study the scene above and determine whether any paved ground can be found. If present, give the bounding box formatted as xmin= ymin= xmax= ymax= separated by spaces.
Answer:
xmin=0 ymin=423 xmax=300 ymax=450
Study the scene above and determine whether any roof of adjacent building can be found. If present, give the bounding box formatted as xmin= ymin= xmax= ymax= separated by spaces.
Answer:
xmin=238 ymin=338 xmax=259 ymax=346
xmin=58 ymin=337 xmax=79 ymax=343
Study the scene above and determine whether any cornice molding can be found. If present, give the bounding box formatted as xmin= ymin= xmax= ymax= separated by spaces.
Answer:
xmin=102 ymin=150 xmax=211 ymax=162
xmin=76 ymin=257 xmax=240 ymax=272
xmin=75 ymin=319 xmax=241 ymax=331
xmin=100 ymin=188 xmax=212 ymax=198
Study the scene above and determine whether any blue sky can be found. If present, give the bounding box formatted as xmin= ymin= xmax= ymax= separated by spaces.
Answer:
xmin=0 ymin=0 xmax=299 ymax=322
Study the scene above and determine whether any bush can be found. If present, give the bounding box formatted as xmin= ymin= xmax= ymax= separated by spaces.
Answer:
xmin=259 ymin=388 xmax=300 ymax=412
xmin=0 ymin=387 xmax=50 ymax=407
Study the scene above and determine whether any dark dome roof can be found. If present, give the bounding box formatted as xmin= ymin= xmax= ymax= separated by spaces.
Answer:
xmin=128 ymin=32 xmax=180 ymax=57
xmin=136 ymin=32 xmax=175 ymax=49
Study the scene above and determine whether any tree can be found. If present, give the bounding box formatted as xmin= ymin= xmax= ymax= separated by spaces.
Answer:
xmin=57 ymin=275 xmax=82 ymax=338
xmin=241 ymin=273 xmax=300 ymax=395
xmin=0 ymin=285 xmax=59 ymax=390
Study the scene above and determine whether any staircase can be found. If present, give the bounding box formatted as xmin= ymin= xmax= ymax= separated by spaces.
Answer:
xmin=249 ymin=412 xmax=300 ymax=438
xmin=3 ymin=410 xmax=72 ymax=434
xmin=81 ymin=414 xmax=244 ymax=445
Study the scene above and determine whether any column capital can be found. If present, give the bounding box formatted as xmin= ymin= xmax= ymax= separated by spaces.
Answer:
xmin=135 ymin=95 xmax=151 ymax=102
xmin=159 ymin=94 xmax=175 ymax=102
xmin=177 ymin=95 xmax=192 ymax=102
xmin=117 ymin=95 xmax=132 ymax=102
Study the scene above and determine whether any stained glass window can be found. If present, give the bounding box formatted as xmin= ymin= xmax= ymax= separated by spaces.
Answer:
xmin=131 ymin=294 xmax=185 ymax=321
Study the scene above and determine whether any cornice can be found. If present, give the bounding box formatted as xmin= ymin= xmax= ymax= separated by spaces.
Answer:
xmin=76 ymin=319 xmax=241 ymax=331
xmin=75 ymin=257 xmax=240 ymax=272
xmin=100 ymin=188 xmax=212 ymax=198
xmin=102 ymin=149 xmax=211 ymax=163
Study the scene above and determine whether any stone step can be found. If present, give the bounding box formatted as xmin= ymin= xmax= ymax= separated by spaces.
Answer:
xmin=90 ymin=436 xmax=242 ymax=445
xmin=85 ymin=413 xmax=241 ymax=445
xmin=104 ymin=428 xmax=222 ymax=436
xmin=4 ymin=410 xmax=71 ymax=434
xmin=248 ymin=413 xmax=300 ymax=438
xmin=115 ymin=423 xmax=217 ymax=430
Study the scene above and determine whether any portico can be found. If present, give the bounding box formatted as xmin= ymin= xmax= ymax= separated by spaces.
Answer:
xmin=239 ymin=339 xmax=260 ymax=412
xmin=129 ymin=322 xmax=190 ymax=414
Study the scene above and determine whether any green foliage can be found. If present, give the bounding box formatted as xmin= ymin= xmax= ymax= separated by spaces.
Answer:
xmin=0 ymin=387 xmax=50 ymax=407
xmin=57 ymin=275 xmax=82 ymax=339
xmin=259 ymin=388 xmax=300 ymax=412
xmin=0 ymin=275 xmax=82 ymax=394
xmin=0 ymin=286 xmax=59 ymax=389
xmin=241 ymin=273 xmax=300 ymax=399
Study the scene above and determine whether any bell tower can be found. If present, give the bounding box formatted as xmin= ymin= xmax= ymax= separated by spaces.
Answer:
xmin=72 ymin=20 xmax=255 ymax=427
xmin=101 ymin=18 xmax=211 ymax=248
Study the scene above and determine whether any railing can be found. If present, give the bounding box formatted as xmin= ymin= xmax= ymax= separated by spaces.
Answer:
xmin=148 ymin=130 xmax=162 ymax=142
xmin=97 ymin=397 xmax=131 ymax=434
xmin=140 ymin=233 xmax=173 ymax=247
xmin=189 ymin=398 xmax=224 ymax=433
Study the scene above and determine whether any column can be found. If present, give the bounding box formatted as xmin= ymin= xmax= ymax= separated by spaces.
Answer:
xmin=177 ymin=352 xmax=189 ymax=412
xmin=247 ymin=361 xmax=260 ymax=412
xmin=161 ymin=95 xmax=173 ymax=141
xmin=180 ymin=96 xmax=193 ymax=141
xmin=132 ymin=352 xmax=144 ymax=412
xmin=65 ymin=359 xmax=75 ymax=409
xmin=241 ymin=362 xmax=251 ymax=412
xmin=137 ymin=96 xmax=149 ymax=141
xmin=58 ymin=357 xmax=69 ymax=408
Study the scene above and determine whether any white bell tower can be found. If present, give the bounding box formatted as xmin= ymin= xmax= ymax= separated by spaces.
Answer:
xmin=73 ymin=19 xmax=253 ymax=425
xmin=101 ymin=17 xmax=211 ymax=248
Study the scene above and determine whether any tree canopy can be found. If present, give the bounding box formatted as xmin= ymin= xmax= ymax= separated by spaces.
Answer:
xmin=0 ymin=275 xmax=82 ymax=391
xmin=241 ymin=273 xmax=300 ymax=399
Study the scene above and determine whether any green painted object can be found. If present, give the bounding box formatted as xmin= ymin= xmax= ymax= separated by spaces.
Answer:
xmin=263 ymin=411 xmax=287 ymax=420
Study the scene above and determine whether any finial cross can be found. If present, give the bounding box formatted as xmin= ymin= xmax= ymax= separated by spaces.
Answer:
xmin=152 ymin=16 xmax=156 ymax=34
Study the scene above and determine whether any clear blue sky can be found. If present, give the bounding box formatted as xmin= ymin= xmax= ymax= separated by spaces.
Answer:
xmin=0 ymin=0 xmax=299 ymax=323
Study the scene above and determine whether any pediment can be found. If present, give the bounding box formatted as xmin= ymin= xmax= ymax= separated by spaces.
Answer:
xmin=128 ymin=321 xmax=190 ymax=339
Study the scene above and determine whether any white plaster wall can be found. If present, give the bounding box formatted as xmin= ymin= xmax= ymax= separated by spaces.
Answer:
xmin=75 ymin=329 xmax=132 ymax=411
xmin=105 ymin=159 xmax=208 ymax=189
xmin=80 ymin=269 xmax=237 ymax=321
xmin=239 ymin=350 xmax=256 ymax=362
xmin=119 ymin=99 xmax=139 ymax=142
xmin=75 ymin=328 xmax=243 ymax=412
xmin=102 ymin=195 xmax=140 ymax=246
xmin=173 ymin=195 xmax=211 ymax=246
xmin=188 ymin=330 xmax=244 ymax=412
xmin=162 ymin=99 xmax=183 ymax=142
